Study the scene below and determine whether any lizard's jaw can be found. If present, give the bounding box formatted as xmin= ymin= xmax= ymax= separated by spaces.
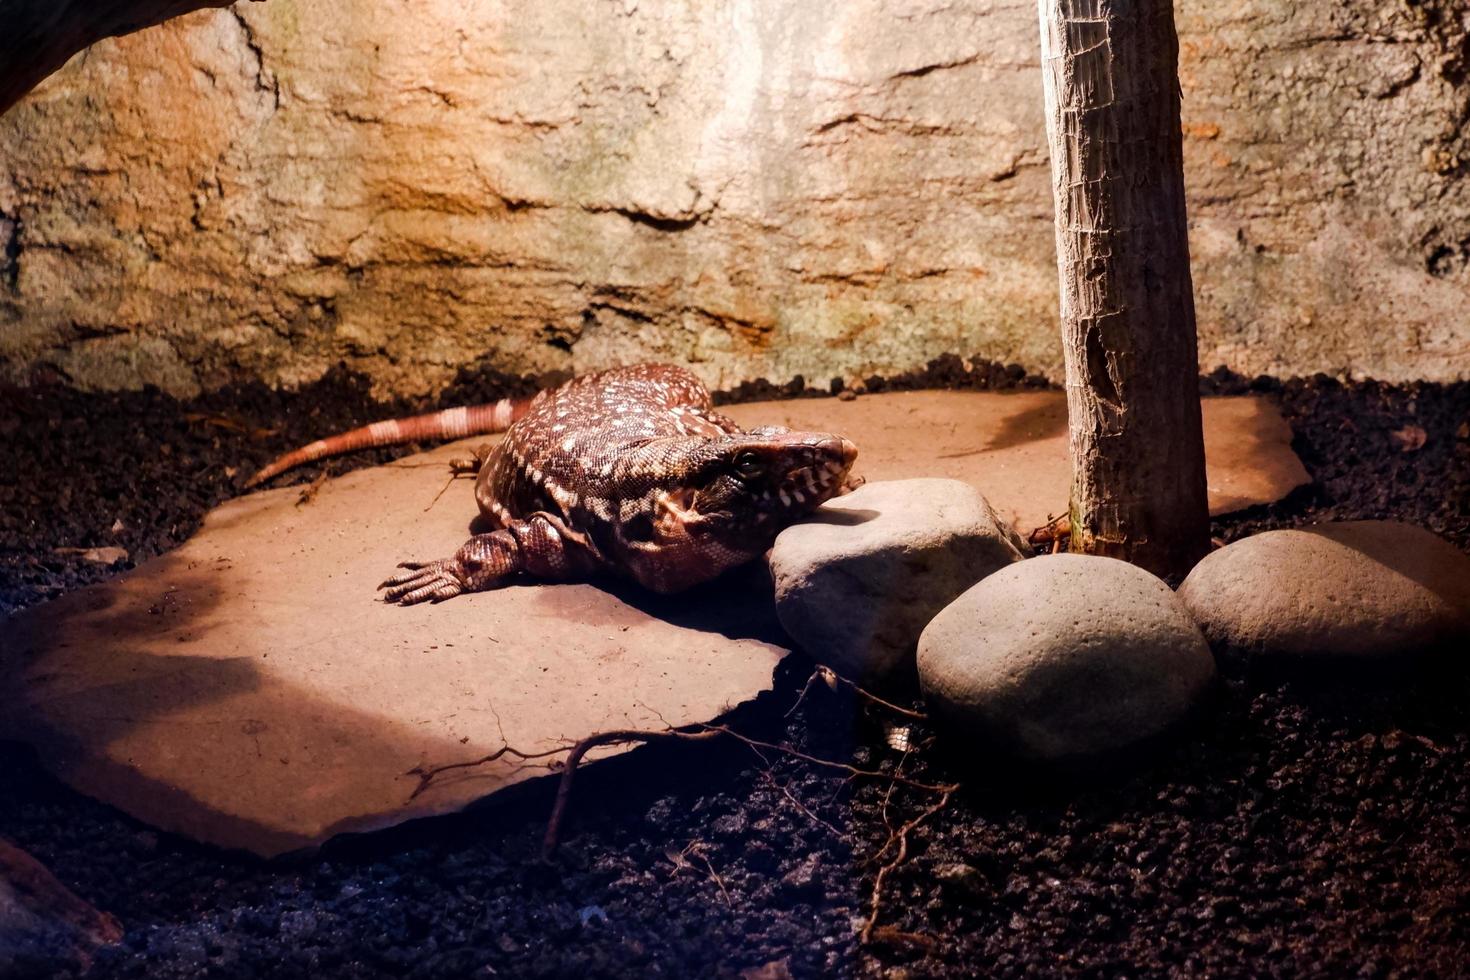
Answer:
xmin=766 ymin=435 xmax=858 ymax=513
xmin=622 ymin=434 xmax=857 ymax=591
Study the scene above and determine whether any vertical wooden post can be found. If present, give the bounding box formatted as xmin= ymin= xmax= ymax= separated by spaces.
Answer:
xmin=1037 ymin=0 xmax=1210 ymax=579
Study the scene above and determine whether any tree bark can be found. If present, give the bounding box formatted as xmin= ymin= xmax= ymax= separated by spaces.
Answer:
xmin=0 ymin=0 xmax=256 ymax=117
xmin=1036 ymin=0 xmax=1210 ymax=579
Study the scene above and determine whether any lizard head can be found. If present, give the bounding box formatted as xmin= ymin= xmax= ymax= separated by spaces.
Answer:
xmin=607 ymin=429 xmax=858 ymax=592
xmin=689 ymin=427 xmax=860 ymax=533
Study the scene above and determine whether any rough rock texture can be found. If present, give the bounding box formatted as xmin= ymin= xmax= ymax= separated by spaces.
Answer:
xmin=2 ymin=1 xmax=1467 ymax=397
xmin=769 ymin=478 xmax=1027 ymax=680
xmin=1179 ymin=520 xmax=1470 ymax=661
xmin=918 ymin=553 xmax=1216 ymax=762
xmin=0 ymin=437 xmax=787 ymax=857
xmin=0 ymin=0 xmax=252 ymax=116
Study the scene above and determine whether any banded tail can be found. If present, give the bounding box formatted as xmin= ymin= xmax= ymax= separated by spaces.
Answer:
xmin=245 ymin=398 xmax=527 ymax=488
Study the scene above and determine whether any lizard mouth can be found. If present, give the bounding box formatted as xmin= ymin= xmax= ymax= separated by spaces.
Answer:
xmin=769 ymin=437 xmax=858 ymax=511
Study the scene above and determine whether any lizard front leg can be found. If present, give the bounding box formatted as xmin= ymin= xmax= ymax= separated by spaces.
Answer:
xmin=447 ymin=443 xmax=495 ymax=476
xmin=379 ymin=511 xmax=599 ymax=605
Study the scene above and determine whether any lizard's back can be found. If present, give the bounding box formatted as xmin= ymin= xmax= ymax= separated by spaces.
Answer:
xmin=251 ymin=360 xmax=857 ymax=601
xmin=476 ymin=363 xmax=736 ymax=530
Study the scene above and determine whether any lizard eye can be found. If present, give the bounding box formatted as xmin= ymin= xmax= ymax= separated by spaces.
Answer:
xmin=733 ymin=451 xmax=765 ymax=480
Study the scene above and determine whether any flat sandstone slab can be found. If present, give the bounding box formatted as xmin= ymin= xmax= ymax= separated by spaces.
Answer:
xmin=0 ymin=442 xmax=787 ymax=858
xmin=726 ymin=391 xmax=1308 ymax=534
xmin=0 ymin=390 xmax=1302 ymax=857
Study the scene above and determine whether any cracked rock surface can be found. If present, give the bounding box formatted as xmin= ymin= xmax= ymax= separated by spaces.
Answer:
xmin=2 ymin=1 xmax=1468 ymax=397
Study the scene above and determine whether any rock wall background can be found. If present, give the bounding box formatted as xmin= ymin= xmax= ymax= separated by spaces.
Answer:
xmin=1 ymin=0 xmax=1466 ymax=397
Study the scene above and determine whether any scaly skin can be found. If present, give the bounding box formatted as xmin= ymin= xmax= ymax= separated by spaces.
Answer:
xmin=250 ymin=364 xmax=858 ymax=603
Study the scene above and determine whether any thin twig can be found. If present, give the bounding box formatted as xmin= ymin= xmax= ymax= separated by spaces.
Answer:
xmin=759 ymin=769 xmax=851 ymax=842
xmin=699 ymin=724 xmax=953 ymax=794
xmin=424 ymin=471 xmax=472 ymax=512
xmin=783 ymin=668 xmax=828 ymax=719
xmin=542 ymin=728 xmax=724 ymax=856
xmin=538 ymin=720 xmax=956 ymax=854
xmin=295 ymin=471 xmax=328 ymax=507
xmin=406 ymin=743 xmax=566 ymax=800
xmin=667 ymin=840 xmax=732 ymax=907
xmin=878 ymin=747 xmax=912 ymax=842
xmin=825 ymin=773 xmax=859 ymax=807
xmin=860 ymin=786 xmax=956 ymax=945
xmin=406 ymin=673 xmax=950 ymax=863
xmin=404 ymin=689 xmax=960 ymax=944
xmin=694 ymin=848 xmax=732 ymax=907
xmin=786 ymin=667 xmax=927 ymax=722
xmin=1028 ymin=511 xmax=1071 ymax=548
xmin=817 ymin=666 xmax=930 ymax=722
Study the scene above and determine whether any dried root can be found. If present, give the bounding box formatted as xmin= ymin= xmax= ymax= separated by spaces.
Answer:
xmin=666 ymin=839 xmax=732 ymax=906
xmin=1028 ymin=512 xmax=1071 ymax=553
xmin=860 ymin=783 xmax=956 ymax=946
xmin=295 ymin=471 xmax=328 ymax=507
xmin=406 ymin=666 xmax=960 ymax=939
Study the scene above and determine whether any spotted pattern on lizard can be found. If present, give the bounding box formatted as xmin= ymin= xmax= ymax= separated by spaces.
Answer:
xmin=247 ymin=363 xmax=858 ymax=603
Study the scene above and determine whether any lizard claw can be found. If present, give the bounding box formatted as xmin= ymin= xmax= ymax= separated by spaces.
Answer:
xmin=379 ymin=560 xmax=465 ymax=605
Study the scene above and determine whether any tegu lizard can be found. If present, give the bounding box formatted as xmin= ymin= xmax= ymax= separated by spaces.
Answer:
xmin=246 ymin=363 xmax=858 ymax=604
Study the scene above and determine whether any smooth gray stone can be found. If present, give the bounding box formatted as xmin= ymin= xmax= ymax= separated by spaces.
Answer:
xmin=918 ymin=553 xmax=1215 ymax=761
xmin=771 ymin=478 xmax=1027 ymax=681
xmin=1179 ymin=521 xmax=1470 ymax=660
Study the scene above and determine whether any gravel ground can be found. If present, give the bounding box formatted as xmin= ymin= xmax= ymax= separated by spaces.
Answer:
xmin=1 ymin=360 xmax=1468 ymax=979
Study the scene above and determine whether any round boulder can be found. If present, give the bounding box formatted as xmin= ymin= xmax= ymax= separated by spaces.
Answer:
xmin=1178 ymin=521 xmax=1470 ymax=661
xmin=917 ymin=553 xmax=1215 ymax=762
xmin=770 ymin=478 xmax=1028 ymax=681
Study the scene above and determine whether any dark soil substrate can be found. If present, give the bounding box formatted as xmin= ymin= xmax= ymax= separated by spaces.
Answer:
xmin=1 ymin=359 xmax=1468 ymax=979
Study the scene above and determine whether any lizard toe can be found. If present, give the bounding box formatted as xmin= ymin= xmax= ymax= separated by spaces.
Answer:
xmin=379 ymin=559 xmax=463 ymax=603
xmin=380 ymin=562 xmax=436 ymax=589
xmin=397 ymin=579 xmax=463 ymax=605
